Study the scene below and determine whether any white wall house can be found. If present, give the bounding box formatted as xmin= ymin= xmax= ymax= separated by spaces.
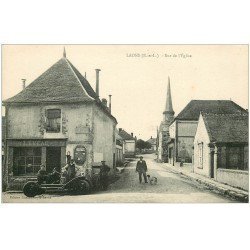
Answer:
xmin=194 ymin=113 xmax=248 ymax=191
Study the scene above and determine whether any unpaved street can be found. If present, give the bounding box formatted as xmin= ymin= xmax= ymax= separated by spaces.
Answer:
xmin=2 ymin=154 xmax=235 ymax=203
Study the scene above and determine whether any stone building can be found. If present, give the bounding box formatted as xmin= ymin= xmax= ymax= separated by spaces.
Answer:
xmin=194 ymin=113 xmax=248 ymax=190
xmin=118 ymin=128 xmax=136 ymax=158
xmin=2 ymin=50 xmax=117 ymax=190
xmin=167 ymin=100 xmax=248 ymax=166
xmin=157 ymin=77 xmax=175 ymax=162
xmin=115 ymin=129 xmax=124 ymax=165
xmin=146 ymin=136 xmax=157 ymax=152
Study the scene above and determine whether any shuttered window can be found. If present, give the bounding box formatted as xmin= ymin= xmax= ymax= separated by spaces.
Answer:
xmin=46 ymin=109 xmax=61 ymax=133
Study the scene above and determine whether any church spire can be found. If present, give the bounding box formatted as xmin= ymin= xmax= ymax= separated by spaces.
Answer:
xmin=63 ymin=47 xmax=66 ymax=58
xmin=163 ymin=77 xmax=174 ymax=121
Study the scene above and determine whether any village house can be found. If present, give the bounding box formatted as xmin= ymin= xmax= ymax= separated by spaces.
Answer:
xmin=115 ymin=129 xmax=124 ymax=165
xmin=2 ymin=49 xmax=117 ymax=190
xmin=2 ymin=116 xmax=5 ymax=163
xmin=146 ymin=136 xmax=157 ymax=152
xmin=118 ymin=128 xmax=136 ymax=158
xmin=157 ymin=77 xmax=175 ymax=162
xmin=167 ymin=100 xmax=248 ymax=166
xmin=194 ymin=113 xmax=248 ymax=190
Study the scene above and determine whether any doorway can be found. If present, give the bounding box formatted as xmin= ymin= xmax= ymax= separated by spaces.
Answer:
xmin=46 ymin=147 xmax=61 ymax=173
xmin=169 ymin=148 xmax=173 ymax=165
xmin=210 ymin=151 xmax=214 ymax=178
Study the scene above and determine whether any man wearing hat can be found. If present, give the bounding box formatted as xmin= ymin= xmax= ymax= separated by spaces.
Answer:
xmin=99 ymin=161 xmax=110 ymax=190
xmin=37 ymin=164 xmax=47 ymax=184
xmin=136 ymin=156 xmax=148 ymax=184
xmin=65 ymin=159 xmax=76 ymax=181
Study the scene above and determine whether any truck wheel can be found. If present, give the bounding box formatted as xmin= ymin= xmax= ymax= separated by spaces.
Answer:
xmin=23 ymin=182 xmax=39 ymax=197
xmin=82 ymin=180 xmax=91 ymax=194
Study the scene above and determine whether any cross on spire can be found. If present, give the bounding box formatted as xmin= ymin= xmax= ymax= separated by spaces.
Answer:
xmin=63 ymin=47 xmax=66 ymax=58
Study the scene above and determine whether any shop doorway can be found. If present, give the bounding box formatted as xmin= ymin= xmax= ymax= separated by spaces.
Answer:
xmin=46 ymin=147 xmax=61 ymax=173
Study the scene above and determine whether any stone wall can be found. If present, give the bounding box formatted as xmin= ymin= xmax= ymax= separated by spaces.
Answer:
xmin=216 ymin=168 xmax=249 ymax=191
xmin=8 ymin=105 xmax=42 ymax=138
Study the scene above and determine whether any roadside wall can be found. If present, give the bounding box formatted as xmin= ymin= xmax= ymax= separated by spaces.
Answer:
xmin=216 ymin=169 xmax=249 ymax=191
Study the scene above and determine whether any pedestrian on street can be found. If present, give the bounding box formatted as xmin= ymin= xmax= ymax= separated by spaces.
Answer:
xmin=99 ymin=161 xmax=111 ymax=190
xmin=65 ymin=159 xmax=76 ymax=181
xmin=136 ymin=156 xmax=148 ymax=184
xmin=37 ymin=164 xmax=47 ymax=184
xmin=66 ymin=151 xmax=71 ymax=164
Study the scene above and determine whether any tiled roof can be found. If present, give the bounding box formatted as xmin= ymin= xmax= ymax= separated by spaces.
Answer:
xmin=115 ymin=129 xmax=123 ymax=140
xmin=147 ymin=137 xmax=157 ymax=145
xmin=202 ymin=113 xmax=248 ymax=143
xmin=3 ymin=58 xmax=96 ymax=103
xmin=118 ymin=129 xmax=135 ymax=140
xmin=176 ymin=100 xmax=247 ymax=121
xmin=3 ymin=57 xmax=117 ymax=123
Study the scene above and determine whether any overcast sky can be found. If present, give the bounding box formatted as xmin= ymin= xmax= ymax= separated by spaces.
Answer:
xmin=2 ymin=45 xmax=248 ymax=140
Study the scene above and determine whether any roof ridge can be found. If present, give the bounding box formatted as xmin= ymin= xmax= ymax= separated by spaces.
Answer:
xmin=202 ymin=112 xmax=248 ymax=117
xmin=64 ymin=58 xmax=95 ymax=101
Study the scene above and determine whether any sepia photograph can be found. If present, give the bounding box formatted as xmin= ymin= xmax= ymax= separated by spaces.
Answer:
xmin=1 ymin=44 xmax=249 ymax=203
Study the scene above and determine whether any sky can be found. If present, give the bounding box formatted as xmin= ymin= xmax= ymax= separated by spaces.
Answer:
xmin=2 ymin=45 xmax=248 ymax=140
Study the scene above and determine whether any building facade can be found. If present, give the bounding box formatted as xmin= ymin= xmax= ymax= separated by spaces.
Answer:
xmin=115 ymin=129 xmax=124 ymax=165
xmin=146 ymin=136 xmax=157 ymax=152
xmin=118 ymin=128 xmax=136 ymax=158
xmin=167 ymin=100 xmax=248 ymax=166
xmin=194 ymin=113 xmax=248 ymax=190
xmin=3 ymin=51 xmax=117 ymax=190
xmin=157 ymin=77 xmax=175 ymax=162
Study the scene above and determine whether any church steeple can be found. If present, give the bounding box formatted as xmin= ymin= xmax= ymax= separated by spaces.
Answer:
xmin=163 ymin=77 xmax=175 ymax=121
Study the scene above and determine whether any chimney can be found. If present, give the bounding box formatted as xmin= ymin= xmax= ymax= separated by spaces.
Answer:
xmin=131 ymin=132 xmax=133 ymax=137
xmin=95 ymin=69 xmax=101 ymax=97
xmin=21 ymin=79 xmax=26 ymax=90
xmin=119 ymin=128 xmax=122 ymax=132
xmin=101 ymin=98 xmax=107 ymax=107
xmin=109 ymin=95 xmax=112 ymax=112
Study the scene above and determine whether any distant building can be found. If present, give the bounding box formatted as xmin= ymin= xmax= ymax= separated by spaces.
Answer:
xmin=2 ymin=49 xmax=117 ymax=190
xmin=2 ymin=116 xmax=5 ymax=162
xmin=167 ymin=100 xmax=248 ymax=166
xmin=147 ymin=136 xmax=157 ymax=152
xmin=118 ymin=128 xmax=136 ymax=158
xmin=157 ymin=77 xmax=175 ymax=162
xmin=115 ymin=129 xmax=124 ymax=165
xmin=194 ymin=113 xmax=248 ymax=190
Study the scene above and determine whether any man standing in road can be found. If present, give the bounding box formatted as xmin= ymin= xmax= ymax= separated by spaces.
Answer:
xmin=100 ymin=161 xmax=111 ymax=190
xmin=65 ymin=159 xmax=76 ymax=181
xmin=136 ymin=156 xmax=148 ymax=184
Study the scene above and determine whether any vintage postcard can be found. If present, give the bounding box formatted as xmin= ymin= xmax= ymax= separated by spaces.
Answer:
xmin=1 ymin=44 xmax=248 ymax=203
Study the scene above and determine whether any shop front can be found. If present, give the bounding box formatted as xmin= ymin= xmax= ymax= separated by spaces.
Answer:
xmin=5 ymin=139 xmax=67 ymax=190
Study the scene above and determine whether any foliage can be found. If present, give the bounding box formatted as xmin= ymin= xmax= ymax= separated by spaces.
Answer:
xmin=136 ymin=139 xmax=152 ymax=151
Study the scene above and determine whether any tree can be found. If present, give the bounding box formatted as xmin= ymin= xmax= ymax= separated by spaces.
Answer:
xmin=136 ymin=139 xmax=152 ymax=152
xmin=144 ymin=141 xmax=152 ymax=149
xmin=136 ymin=139 xmax=145 ymax=152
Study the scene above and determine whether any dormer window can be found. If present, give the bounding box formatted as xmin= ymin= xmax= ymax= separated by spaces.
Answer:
xmin=46 ymin=109 xmax=61 ymax=133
